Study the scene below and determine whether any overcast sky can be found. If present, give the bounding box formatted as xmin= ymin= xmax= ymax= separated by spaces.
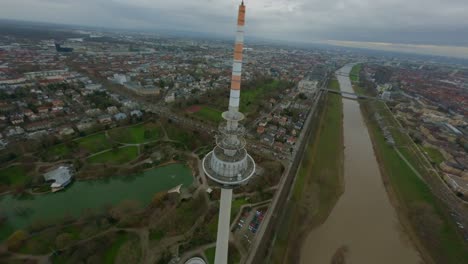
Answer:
xmin=1 ymin=0 xmax=468 ymax=57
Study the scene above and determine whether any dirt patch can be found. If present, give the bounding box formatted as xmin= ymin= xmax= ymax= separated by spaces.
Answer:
xmin=185 ymin=105 xmax=201 ymax=113
xmin=331 ymin=245 xmax=348 ymax=264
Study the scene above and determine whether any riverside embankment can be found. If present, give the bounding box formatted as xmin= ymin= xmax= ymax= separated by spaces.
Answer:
xmin=299 ymin=64 xmax=421 ymax=264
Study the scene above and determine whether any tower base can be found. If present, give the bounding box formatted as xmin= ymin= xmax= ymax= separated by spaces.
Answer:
xmin=214 ymin=188 xmax=233 ymax=264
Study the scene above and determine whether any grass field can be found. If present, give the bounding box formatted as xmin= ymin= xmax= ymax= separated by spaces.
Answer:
xmin=108 ymin=123 xmax=162 ymax=144
xmin=19 ymin=225 xmax=82 ymax=255
xmin=205 ymin=214 xmax=218 ymax=242
xmin=0 ymin=165 xmax=29 ymax=187
xmin=293 ymin=79 xmax=343 ymax=202
xmin=350 ymin=64 xmax=361 ymax=83
xmin=104 ymin=232 xmax=129 ymax=264
xmin=193 ymin=106 xmax=223 ymax=123
xmin=149 ymin=229 xmax=164 ymax=241
xmin=87 ymin=146 xmax=138 ymax=164
xmin=76 ymin=133 xmax=112 ymax=154
xmin=231 ymin=198 xmax=249 ymax=221
xmin=205 ymin=247 xmax=216 ymax=264
xmin=229 ymin=247 xmax=241 ymax=264
xmin=159 ymin=195 xmax=206 ymax=236
xmin=272 ymin=78 xmax=344 ymax=263
xmin=19 ymin=234 xmax=53 ymax=255
xmin=44 ymin=144 xmax=73 ymax=159
xmin=165 ymin=123 xmax=201 ymax=149
xmin=422 ymin=146 xmax=445 ymax=165
xmin=240 ymin=80 xmax=285 ymax=113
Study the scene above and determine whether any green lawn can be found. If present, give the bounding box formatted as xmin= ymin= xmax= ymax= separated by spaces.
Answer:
xmin=76 ymin=133 xmax=112 ymax=154
xmin=350 ymin=64 xmax=361 ymax=83
xmin=194 ymin=106 xmax=223 ymax=123
xmin=0 ymin=165 xmax=29 ymax=187
xmin=370 ymin=119 xmax=433 ymax=203
xmin=205 ymin=247 xmax=216 ymax=264
xmin=204 ymin=214 xmax=218 ymax=243
xmin=374 ymin=102 xmax=440 ymax=183
xmin=240 ymin=80 xmax=285 ymax=113
xmin=44 ymin=144 xmax=73 ymax=159
xmin=87 ymin=146 xmax=139 ymax=164
xmin=62 ymin=225 xmax=81 ymax=240
xmin=104 ymin=232 xmax=129 ymax=264
xmin=149 ymin=229 xmax=165 ymax=241
xmin=293 ymin=79 xmax=342 ymax=201
xmin=18 ymin=234 xmax=53 ymax=255
xmin=422 ymin=146 xmax=445 ymax=165
xmin=18 ymin=225 xmax=81 ymax=255
xmin=328 ymin=79 xmax=340 ymax=90
xmin=164 ymin=123 xmax=201 ymax=149
xmin=159 ymin=195 xmax=207 ymax=236
xmin=228 ymin=247 xmax=241 ymax=264
xmin=231 ymin=198 xmax=249 ymax=220
xmin=108 ymin=123 xmax=162 ymax=144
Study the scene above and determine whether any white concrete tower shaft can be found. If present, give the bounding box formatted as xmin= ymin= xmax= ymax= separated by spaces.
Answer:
xmin=214 ymin=188 xmax=233 ymax=264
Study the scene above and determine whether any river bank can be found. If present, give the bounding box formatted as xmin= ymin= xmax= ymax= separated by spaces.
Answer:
xmin=362 ymin=103 xmax=435 ymax=264
xmin=352 ymin=64 xmax=468 ymax=263
xmin=270 ymin=78 xmax=344 ymax=264
xmin=299 ymin=65 xmax=421 ymax=264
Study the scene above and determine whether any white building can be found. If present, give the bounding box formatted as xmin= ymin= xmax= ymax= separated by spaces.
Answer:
xmin=165 ymin=93 xmax=176 ymax=103
xmin=298 ymin=80 xmax=318 ymax=94
xmin=381 ymin=91 xmax=392 ymax=101
xmin=85 ymin=83 xmax=102 ymax=91
xmin=184 ymin=257 xmax=206 ymax=264
xmin=112 ymin=74 xmax=128 ymax=85
xmin=43 ymin=166 xmax=74 ymax=192
xmin=24 ymin=70 xmax=69 ymax=80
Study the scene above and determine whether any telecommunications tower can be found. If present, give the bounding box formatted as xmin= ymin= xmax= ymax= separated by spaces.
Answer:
xmin=202 ymin=1 xmax=255 ymax=263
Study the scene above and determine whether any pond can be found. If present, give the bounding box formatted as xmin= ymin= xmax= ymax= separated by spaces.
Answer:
xmin=0 ymin=163 xmax=193 ymax=240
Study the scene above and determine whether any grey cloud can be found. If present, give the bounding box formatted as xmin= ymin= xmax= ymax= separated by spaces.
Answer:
xmin=1 ymin=0 xmax=468 ymax=52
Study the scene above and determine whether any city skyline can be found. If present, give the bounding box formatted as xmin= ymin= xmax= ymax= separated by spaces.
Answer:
xmin=1 ymin=0 xmax=468 ymax=58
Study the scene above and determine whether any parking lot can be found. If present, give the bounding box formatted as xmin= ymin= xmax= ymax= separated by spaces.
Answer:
xmin=232 ymin=205 xmax=269 ymax=252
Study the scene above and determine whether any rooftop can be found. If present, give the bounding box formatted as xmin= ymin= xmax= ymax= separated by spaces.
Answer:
xmin=43 ymin=165 xmax=73 ymax=188
xmin=184 ymin=257 xmax=206 ymax=264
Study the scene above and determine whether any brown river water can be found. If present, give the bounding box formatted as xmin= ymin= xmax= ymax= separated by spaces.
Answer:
xmin=299 ymin=65 xmax=422 ymax=264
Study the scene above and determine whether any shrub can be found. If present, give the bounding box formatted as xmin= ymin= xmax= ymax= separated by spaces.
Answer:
xmin=7 ymin=230 xmax=27 ymax=251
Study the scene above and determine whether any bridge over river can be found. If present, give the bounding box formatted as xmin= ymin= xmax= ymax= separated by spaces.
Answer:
xmin=320 ymin=88 xmax=390 ymax=101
